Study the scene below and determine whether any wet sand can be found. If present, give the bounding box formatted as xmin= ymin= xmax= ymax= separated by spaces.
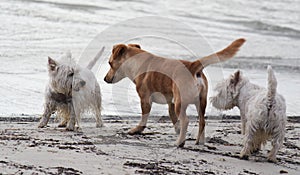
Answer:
xmin=0 ymin=116 xmax=299 ymax=174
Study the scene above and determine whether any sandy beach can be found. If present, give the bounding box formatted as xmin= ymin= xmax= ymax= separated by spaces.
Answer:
xmin=0 ymin=116 xmax=299 ymax=174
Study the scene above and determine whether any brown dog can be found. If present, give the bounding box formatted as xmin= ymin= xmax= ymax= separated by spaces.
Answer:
xmin=104 ymin=39 xmax=245 ymax=147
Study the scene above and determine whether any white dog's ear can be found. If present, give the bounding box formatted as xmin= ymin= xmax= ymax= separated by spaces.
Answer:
xmin=230 ymin=70 xmax=240 ymax=86
xmin=48 ymin=57 xmax=57 ymax=71
xmin=73 ymin=78 xmax=86 ymax=91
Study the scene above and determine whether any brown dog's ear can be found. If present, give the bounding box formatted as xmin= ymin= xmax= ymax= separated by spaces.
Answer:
xmin=48 ymin=57 xmax=57 ymax=71
xmin=230 ymin=70 xmax=240 ymax=86
xmin=112 ymin=44 xmax=127 ymax=58
xmin=128 ymin=44 xmax=141 ymax=49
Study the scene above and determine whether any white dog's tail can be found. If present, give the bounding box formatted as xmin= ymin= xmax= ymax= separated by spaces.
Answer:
xmin=267 ymin=65 xmax=277 ymax=104
xmin=86 ymin=47 xmax=105 ymax=70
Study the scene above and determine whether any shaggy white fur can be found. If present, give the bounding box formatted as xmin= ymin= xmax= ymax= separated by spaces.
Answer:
xmin=38 ymin=48 xmax=104 ymax=130
xmin=210 ymin=66 xmax=286 ymax=162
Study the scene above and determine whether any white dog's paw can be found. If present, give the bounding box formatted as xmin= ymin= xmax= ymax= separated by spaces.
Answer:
xmin=267 ymin=156 xmax=278 ymax=163
xmin=96 ymin=123 xmax=104 ymax=128
xmin=38 ymin=122 xmax=47 ymax=128
xmin=66 ymin=125 xmax=75 ymax=131
xmin=38 ymin=118 xmax=48 ymax=128
xmin=66 ymin=122 xmax=75 ymax=131
xmin=239 ymin=149 xmax=250 ymax=160
xmin=75 ymin=126 xmax=83 ymax=132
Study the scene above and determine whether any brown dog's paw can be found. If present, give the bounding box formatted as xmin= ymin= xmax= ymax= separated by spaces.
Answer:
xmin=128 ymin=126 xmax=146 ymax=135
xmin=38 ymin=123 xmax=44 ymax=128
xmin=38 ymin=124 xmax=46 ymax=128
xmin=177 ymin=141 xmax=185 ymax=148
xmin=195 ymin=140 xmax=205 ymax=146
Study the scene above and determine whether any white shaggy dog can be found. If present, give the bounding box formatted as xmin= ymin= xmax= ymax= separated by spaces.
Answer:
xmin=38 ymin=48 xmax=104 ymax=130
xmin=210 ymin=66 xmax=286 ymax=162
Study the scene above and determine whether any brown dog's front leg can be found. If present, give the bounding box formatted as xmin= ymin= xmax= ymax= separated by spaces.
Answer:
xmin=128 ymin=101 xmax=151 ymax=135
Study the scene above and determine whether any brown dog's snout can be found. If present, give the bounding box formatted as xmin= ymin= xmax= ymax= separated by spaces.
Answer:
xmin=104 ymin=75 xmax=112 ymax=83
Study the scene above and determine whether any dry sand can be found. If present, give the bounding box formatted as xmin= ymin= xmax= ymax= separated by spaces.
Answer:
xmin=0 ymin=116 xmax=299 ymax=175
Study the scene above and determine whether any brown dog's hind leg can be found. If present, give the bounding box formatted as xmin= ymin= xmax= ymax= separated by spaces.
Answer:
xmin=128 ymin=100 xmax=151 ymax=135
xmin=195 ymin=96 xmax=206 ymax=145
xmin=174 ymin=99 xmax=189 ymax=147
xmin=168 ymin=103 xmax=180 ymax=134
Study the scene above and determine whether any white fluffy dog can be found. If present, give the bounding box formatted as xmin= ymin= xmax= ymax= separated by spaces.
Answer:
xmin=210 ymin=66 xmax=286 ymax=162
xmin=38 ymin=48 xmax=104 ymax=130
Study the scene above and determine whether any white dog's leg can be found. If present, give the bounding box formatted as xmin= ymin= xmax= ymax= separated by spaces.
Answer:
xmin=74 ymin=102 xmax=83 ymax=131
xmin=95 ymin=108 xmax=103 ymax=128
xmin=66 ymin=104 xmax=76 ymax=131
xmin=38 ymin=102 xmax=55 ymax=128
xmin=94 ymin=91 xmax=103 ymax=128
xmin=239 ymin=111 xmax=247 ymax=135
xmin=75 ymin=114 xmax=81 ymax=130
xmin=268 ymin=140 xmax=280 ymax=163
xmin=57 ymin=105 xmax=70 ymax=127
xmin=268 ymin=133 xmax=284 ymax=163
xmin=240 ymin=126 xmax=254 ymax=159
xmin=241 ymin=118 xmax=246 ymax=135
xmin=240 ymin=138 xmax=252 ymax=160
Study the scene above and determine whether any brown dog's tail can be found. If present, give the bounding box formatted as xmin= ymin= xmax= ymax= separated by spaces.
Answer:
xmin=86 ymin=47 xmax=105 ymax=70
xmin=189 ymin=38 xmax=246 ymax=75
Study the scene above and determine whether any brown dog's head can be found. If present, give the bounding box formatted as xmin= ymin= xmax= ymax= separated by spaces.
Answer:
xmin=104 ymin=44 xmax=141 ymax=83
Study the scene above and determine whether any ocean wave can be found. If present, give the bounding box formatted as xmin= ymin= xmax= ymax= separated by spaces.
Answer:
xmin=21 ymin=0 xmax=111 ymax=12
xmin=220 ymin=56 xmax=300 ymax=72
xmin=224 ymin=20 xmax=300 ymax=39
